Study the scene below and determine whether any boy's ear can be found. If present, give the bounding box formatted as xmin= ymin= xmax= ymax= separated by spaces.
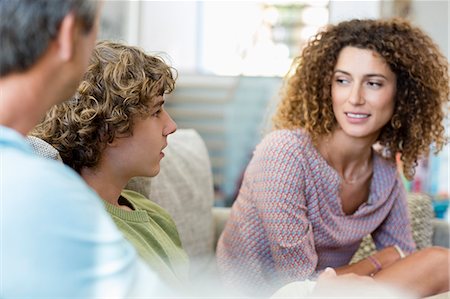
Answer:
xmin=55 ymin=12 xmax=77 ymax=62
xmin=106 ymin=137 xmax=120 ymax=148
xmin=107 ymin=140 xmax=118 ymax=147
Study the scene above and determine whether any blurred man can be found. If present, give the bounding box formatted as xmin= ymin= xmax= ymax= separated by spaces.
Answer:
xmin=0 ymin=1 xmax=161 ymax=297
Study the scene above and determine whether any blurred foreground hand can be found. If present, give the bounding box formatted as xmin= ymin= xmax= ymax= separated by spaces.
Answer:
xmin=272 ymin=268 xmax=415 ymax=298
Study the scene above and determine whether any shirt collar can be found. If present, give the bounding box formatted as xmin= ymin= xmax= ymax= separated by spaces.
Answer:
xmin=0 ymin=125 xmax=34 ymax=154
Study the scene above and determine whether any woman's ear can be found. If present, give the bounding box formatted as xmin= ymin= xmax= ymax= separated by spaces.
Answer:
xmin=55 ymin=12 xmax=77 ymax=62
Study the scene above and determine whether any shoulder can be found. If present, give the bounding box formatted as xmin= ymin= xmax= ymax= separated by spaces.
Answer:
xmin=2 ymin=136 xmax=137 ymax=297
xmin=371 ymin=152 xmax=403 ymax=200
xmin=260 ymin=128 xmax=311 ymax=148
xmin=5 ymin=150 xmax=98 ymax=203
xmin=2 ymin=150 xmax=136 ymax=285
xmin=255 ymin=129 xmax=312 ymax=160
xmin=245 ymin=129 xmax=315 ymax=181
xmin=3 ymin=149 xmax=120 ymax=234
xmin=122 ymin=190 xmax=174 ymax=222
xmin=373 ymin=151 xmax=398 ymax=180
xmin=1 ymin=131 xmax=85 ymax=195
xmin=122 ymin=190 xmax=182 ymax=244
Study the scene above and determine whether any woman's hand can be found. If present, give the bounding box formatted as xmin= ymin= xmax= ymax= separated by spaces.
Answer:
xmin=334 ymin=245 xmax=403 ymax=276
xmin=371 ymin=246 xmax=403 ymax=270
xmin=311 ymin=268 xmax=409 ymax=298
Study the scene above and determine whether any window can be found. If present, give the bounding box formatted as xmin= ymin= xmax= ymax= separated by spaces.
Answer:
xmin=200 ymin=1 xmax=329 ymax=76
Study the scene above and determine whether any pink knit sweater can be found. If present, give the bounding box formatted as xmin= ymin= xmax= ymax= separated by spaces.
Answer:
xmin=216 ymin=129 xmax=416 ymax=294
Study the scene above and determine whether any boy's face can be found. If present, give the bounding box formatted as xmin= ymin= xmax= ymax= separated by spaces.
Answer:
xmin=110 ymin=96 xmax=177 ymax=179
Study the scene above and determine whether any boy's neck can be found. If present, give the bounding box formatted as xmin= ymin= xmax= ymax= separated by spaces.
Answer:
xmin=81 ymin=166 xmax=129 ymax=209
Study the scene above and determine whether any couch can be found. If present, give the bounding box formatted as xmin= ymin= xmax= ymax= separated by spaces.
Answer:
xmin=28 ymin=129 xmax=450 ymax=293
xmin=124 ymin=129 xmax=449 ymax=268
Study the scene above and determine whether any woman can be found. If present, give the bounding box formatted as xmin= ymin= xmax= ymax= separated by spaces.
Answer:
xmin=217 ymin=18 xmax=449 ymax=297
xmin=32 ymin=41 xmax=188 ymax=287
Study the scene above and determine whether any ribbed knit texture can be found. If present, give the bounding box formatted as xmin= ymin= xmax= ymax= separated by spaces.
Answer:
xmin=216 ymin=129 xmax=415 ymax=294
xmin=105 ymin=189 xmax=190 ymax=288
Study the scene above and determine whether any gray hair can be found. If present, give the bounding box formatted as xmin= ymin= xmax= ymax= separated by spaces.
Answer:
xmin=0 ymin=0 xmax=97 ymax=76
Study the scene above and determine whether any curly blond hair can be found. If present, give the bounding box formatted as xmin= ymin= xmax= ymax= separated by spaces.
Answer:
xmin=32 ymin=40 xmax=176 ymax=173
xmin=273 ymin=18 xmax=449 ymax=180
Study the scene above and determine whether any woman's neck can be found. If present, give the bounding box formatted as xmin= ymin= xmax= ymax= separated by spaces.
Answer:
xmin=317 ymin=129 xmax=375 ymax=183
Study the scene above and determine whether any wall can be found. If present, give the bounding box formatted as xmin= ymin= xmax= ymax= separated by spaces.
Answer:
xmin=100 ymin=0 xmax=449 ymax=203
xmin=329 ymin=0 xmax=381 ymax=22
xmin=329 ymin=0 xmax=448 ymax=60
xmin=103 ymin=1 xmax=448 ymax=70
xmin=137 ymin=1 xmax=199 ymax=72
xmin=164 ymin=75 xmax=282 ymax=204
xmin=409 ymin=0 xmax=448 ymax=58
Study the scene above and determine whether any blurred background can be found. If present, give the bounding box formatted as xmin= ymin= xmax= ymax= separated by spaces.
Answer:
xmin=98 ymin=0 xmax=449 ymax=216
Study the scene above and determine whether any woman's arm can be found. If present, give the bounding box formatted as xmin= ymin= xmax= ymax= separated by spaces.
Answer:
xmin=334 ymin=246 xmax=402 ymax=276
xmin=335 ymin=175 xmax=411 ymax=277
xmin=372 ymin=176 xmax=416 ymax=253
xmin=253 ymin=131 xmax=318 ymax=282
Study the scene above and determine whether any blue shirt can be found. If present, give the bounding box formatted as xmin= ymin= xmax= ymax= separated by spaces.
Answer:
xmin=0 ymin=126 xmax=150 ymax=298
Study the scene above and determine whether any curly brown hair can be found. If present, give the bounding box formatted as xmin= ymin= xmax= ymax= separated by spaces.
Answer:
xmin=273 ymin=18 xmax=449 ymax=180
xmin=32 ymin=40 xmax=177 ymax=173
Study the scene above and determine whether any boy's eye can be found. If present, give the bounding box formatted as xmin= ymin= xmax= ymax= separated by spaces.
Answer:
xmin=152 ymin=109 xmax=162 ymax=117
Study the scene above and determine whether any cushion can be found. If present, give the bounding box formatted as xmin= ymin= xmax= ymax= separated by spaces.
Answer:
xmin=350 ymin=192 xmax=434 ymax=263
xmin=408 ymin=192 xmax=434 ymax=249
xmin=126 ymin=129 xmax=215 ymax=273
xmin=432 ymin=219 xmax=450 ymax=248
xmin=27 ymin=136 xmax=62 ymax=161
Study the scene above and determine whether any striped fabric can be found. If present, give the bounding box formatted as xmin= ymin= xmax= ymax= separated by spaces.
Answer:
xmin=216 ymin=129 xmax=416 ymax=294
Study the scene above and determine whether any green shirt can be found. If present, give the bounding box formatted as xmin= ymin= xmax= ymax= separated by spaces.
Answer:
xmin=104 ymin=189 xmax=189 ymax=287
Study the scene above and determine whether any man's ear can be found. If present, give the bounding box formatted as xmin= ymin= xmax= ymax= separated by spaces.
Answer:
xmin=55 ymin=12 xmax=77 ymax=62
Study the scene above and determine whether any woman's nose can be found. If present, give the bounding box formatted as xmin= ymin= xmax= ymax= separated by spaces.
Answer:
xmin=348 ymin=84 xmax=365 ymax=105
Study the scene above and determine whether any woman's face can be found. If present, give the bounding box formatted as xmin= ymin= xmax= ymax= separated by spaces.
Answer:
xmin=331 ymin=46 xmax=397 ymax=141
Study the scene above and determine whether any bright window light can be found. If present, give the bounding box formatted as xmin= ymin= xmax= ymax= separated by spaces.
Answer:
xmin=200 ymin=1 xmax=329 ymax=77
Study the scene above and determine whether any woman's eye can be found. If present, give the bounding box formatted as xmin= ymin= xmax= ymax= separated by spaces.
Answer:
xmin=336 ymin=78 xmax=349 ymax=85
xmin=368 ymin=81 xmax=383 ymax=88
